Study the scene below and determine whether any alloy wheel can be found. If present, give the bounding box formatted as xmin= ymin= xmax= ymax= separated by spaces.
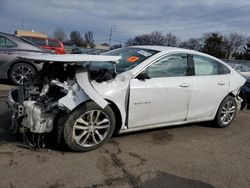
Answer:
xmin=220 ymin=100 xmax=236 ymax=125
xmin=12 ymin=65 xmax=35 ymax=84
xmin=73 ymin=110 xmax=110 ymax=147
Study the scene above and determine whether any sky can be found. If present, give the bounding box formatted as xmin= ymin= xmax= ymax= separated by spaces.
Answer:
xmin=1 ymin=0 xmax=250 ymax=45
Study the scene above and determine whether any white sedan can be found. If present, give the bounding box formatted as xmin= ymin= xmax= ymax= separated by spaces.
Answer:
xmin=8 ymin=46 xmax=246 ymax=151
xmin=231 ymin=64 xmax=250 ymax=78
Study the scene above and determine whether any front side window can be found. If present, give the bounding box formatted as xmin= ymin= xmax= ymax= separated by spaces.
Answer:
xmin=145 ymin=54 xmax=188 ymax=78
xmin=0 ymin=36 xmax=17 ymax=48
xmin=194 ymin=55 xmax=218 ymax=75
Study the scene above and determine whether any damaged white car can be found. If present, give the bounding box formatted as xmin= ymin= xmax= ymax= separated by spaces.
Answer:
xmin=8 ymin=46 xmax=246 ymax=151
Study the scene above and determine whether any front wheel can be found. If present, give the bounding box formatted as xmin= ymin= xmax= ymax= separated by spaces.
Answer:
xmin=215 ymin=96 xmax=237 ymax=128
xmin=63 ymin=102 xmax=116 ymax=152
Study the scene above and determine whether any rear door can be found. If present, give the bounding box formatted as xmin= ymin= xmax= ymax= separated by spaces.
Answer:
xmin=187 ymin=55 xmax=230 ymax=121
xmin=128 ymin=53 xmax=192 ymax=128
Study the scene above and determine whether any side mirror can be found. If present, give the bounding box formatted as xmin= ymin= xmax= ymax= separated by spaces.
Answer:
xmin=136 ymin=72 xmax=150 ymax=80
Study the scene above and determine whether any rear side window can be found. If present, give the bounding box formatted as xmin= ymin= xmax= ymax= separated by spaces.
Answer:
xmin=0 ymin=36 xmax=17 ymax=47
xmin=218 ymin=63 xmax=231 ymax=74
xmin=193 ymin=55 xmax=218 ymax=75
xmin=48 ymin=40 xmax=61 ymax=47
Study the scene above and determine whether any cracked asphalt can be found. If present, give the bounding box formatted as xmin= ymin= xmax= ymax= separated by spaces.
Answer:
xmin=0 ymin=88 xmax=249 ymax=188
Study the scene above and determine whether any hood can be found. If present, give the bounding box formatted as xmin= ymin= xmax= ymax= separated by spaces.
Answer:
xmin=18 ymin=54 xmax=121 ymax=64
xmin=16 ymin=54 xmax=121 ymax=109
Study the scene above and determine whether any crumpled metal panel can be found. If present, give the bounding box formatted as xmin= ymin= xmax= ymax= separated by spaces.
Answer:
xmin=23 ymin=101 xmax=54 ymax=133
xmin=75 ymin=68 xmax=109 ymax=109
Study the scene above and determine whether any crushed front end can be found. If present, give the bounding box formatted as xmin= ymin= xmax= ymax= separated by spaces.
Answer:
xmin=7 ymin=62 xmax=86 ymax=146
xmin=7 ymin=55 xmax=119 ymax=148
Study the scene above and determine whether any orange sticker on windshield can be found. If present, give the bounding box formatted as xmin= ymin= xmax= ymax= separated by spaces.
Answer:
xmin=127 ymin=56 xmax=139 ymax=63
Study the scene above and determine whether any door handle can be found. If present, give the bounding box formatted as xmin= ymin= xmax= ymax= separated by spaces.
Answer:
xmin=218 ymin=81 xmax=226 ymax=86
xmin=180 ymin=83 xmax=190 ymax=88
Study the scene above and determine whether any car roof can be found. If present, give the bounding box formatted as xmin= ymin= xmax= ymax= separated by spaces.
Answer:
xmin=0 ymin=32 xmax=13 ymax=36
xmin=131 ymin=45 xmax=197 ymax=53
xmin=131 ymin=45 xmax=218 ymax=59
xmin=0 ymin=32 xmax=18 ymax=40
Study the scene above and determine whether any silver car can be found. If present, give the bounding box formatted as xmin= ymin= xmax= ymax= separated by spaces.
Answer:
xmin=0 ymin=32 xmax=51 ymax=84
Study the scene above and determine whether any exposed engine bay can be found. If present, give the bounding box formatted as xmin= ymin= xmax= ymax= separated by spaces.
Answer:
xmin=8 ymin=58 xmax=119 ymax=147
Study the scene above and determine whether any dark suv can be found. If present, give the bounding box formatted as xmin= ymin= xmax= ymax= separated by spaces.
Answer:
xmin=0 ymin=32 xmax=52 ymax=84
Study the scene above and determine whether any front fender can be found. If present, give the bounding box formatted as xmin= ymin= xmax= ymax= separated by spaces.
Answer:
xmin=58 ymin=68 xmax=108 ymax=111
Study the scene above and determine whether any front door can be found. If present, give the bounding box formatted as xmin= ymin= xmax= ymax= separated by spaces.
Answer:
xmin=128 ymin=53 xmax=192 ymax=128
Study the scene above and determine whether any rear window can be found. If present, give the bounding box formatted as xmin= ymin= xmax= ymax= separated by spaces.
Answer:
xmin=22 ymin=36 xmax=46 ymax=46
xmin=31 ymin=38 xmax=46 ymax=46
xmin=48 ymin=40 xmax=61 ymax=47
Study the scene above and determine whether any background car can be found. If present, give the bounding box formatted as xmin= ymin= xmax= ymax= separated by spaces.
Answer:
xmin=231 ymin=64 xmax=250 ymax=77
xmin=241 ymin=76 xmax=250 ymax=108
xmin=0 ymin=32 xmax=52 ymax=84
xmin=21 ymin=36 xmax=65 ymax=54
xmin=71 ymin=47 xmax=106 ymax=55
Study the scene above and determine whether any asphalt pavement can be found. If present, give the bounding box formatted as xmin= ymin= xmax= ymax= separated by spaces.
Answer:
xmin=0 ymin=86 xmax=249 ymax=188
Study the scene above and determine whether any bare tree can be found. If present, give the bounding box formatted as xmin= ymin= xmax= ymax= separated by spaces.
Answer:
xmin=179 ymin=38 xmax=203 ymax=51
xmin=223 ymin=33 xmax=244 ymax=58
xmin=84 ymin=31 xmax=95 ymax=48
xmin=164 ymin=33 xmax=178 ymax=47
xmin=53 ymin=28 xmax=67 ymax=41
xmin=126 ymin=34 xmax=151 ymax=46
xmin=149 ymin=31 xmax=166 ymax=45
xmin=70 ymin=31 xmax=85 ymax=47
xmin=126 ymin=31 xmax=174 ymax=46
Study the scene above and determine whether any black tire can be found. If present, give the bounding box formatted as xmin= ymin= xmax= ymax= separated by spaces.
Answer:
xmin=63 ymin=102 xmax=116 ymax=152
xmin=214 ymin=96 xmax=237 ymax=128
xmin=9 ymin=63 xmax=36 ymax=85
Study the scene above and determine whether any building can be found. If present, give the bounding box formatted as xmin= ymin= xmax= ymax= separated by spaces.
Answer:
xmin=15 ymin=29 xmax=48 ymax=38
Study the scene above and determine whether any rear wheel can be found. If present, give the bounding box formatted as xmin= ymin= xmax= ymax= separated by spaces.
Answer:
xmin=9 ymin=63 xmax=36 ymax=85
xmin=215 ymin=96 xmax=237 ymax=128
xmin=63 ymin=102 xmax=116 ymax=152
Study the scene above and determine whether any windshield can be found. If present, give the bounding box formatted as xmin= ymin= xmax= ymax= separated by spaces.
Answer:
xmin=88 ymin=47 xmax=159 ymax=82
xmin=106 ymin=47 xmax=159 ymax=73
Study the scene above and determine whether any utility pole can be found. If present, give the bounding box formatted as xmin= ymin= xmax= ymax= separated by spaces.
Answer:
xmin=21 ymin=18 xmax=24 ymax=30
xmin=108 ymin=25 xmax=115 ymax=49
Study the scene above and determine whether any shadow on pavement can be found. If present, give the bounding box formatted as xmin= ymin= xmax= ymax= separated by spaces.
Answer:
xmin=139 ymin=171 xmax=215 ymax=188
